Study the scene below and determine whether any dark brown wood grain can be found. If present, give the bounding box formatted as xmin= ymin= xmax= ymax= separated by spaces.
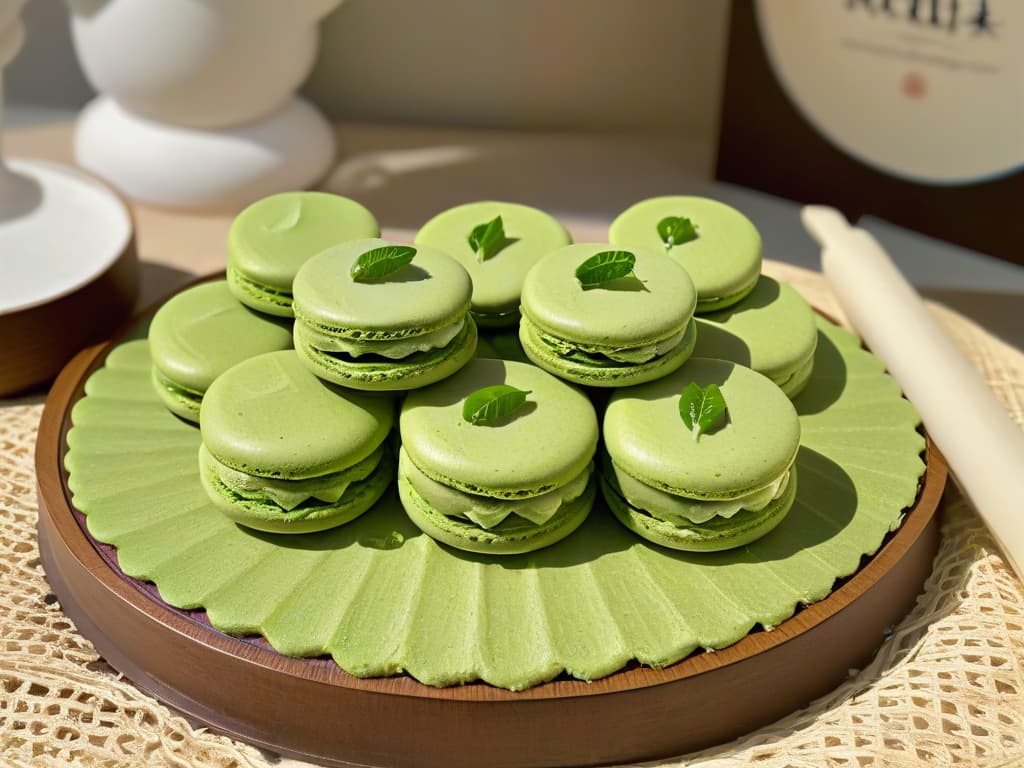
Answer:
xmin=0 ymin=195 xmax=138 ymax=397
xmin=35 ymin=304 xmax=947 ymax=767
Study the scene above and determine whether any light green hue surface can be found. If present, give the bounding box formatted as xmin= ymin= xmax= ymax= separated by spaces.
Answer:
xmin=694 ymin=277 xmax=818 ymax=390
xmin=293 ymin=239 xmax=472 ymax=339
xmin=64 ymin=316 xmax=926 ymax=690
xmin=400 ymin=358 xmax=598 ymax=497
xmin=227 ymin=192 xmax=380 ymax=293
xmin=605 ymin=359 xmax=801 ymax=499
xmin=148 ymin=280 xmax=294 ymax=396
xmin=609 ymin=196 xmax=761 ymax=310
xmin=199 ymin=350 xmax=394 ymax=479
xmin=294 ymin=316 xmax=478 ymax=392
xmin=520 ymin=243 xmax=696 ymax=348
xmin=414 ymin=201 xmax=572 ymax=321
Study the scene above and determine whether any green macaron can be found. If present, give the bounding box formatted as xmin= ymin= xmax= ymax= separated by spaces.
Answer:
xmin=291 ymin=238 xmax=477 ymax=391
xmin=693 ymin=276 xmax=818 ymax=399
xmin=147 ymin=280 xmax=294 ymax=422
xmin=609 ymin=196 xmax=762 ymax=313
xmin=399 ymin=358 xmax=598 ymax=555
xmin=602 ymin=357 xmax=800 ymax=551
xmin=519 ymin=243 xmax=698 ymax=387
xmin=198 ymin=350 xmax=395 ymax=534
xmin=227 ymin=191 xmax=380 ymax=317
xmin=414 ymin=201 xmax=572 ymax=328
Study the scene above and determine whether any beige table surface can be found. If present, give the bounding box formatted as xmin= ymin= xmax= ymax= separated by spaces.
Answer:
xmin=2 ymin=123 xmax=1023 ymax=767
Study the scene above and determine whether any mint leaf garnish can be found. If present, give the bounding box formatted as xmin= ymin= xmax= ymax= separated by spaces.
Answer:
xmin=350 ymin=245 xmax=416 ymax=282
xmin=462 ymin=385 xmax=532 ymax=425
xmin=574 ymin=250 xmax=636 ymax=288
xmin=468 ymin=215 xmax=506 ymax=262
xmin=679 ymin=382 xmax=727 ymax=441
xmin=657 ymin=216 xmax=698 ymax=250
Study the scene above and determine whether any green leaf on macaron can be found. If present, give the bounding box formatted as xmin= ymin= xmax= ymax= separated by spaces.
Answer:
xmin=350 ymin=245 xmax=417 ymax=282
xmin=463 ymin=384 xmax=532 ymax=425
xmin=574 ymin=250 xmax=636 ymax=288
xmin=657 ymin=216 xmax=699 ymax=250
xmin=679 ymin=382 xmax=727 ymax=441
xmin=468 ymin=215 xmax=507 ymax=262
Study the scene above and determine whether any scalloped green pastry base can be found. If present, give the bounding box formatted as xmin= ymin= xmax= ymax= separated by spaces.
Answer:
xmin=64 ymin=316 xmax=925 ymax=691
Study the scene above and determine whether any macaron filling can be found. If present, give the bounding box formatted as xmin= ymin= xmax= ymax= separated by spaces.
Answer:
xmin=202 ymin=443 xmax=385 ymax=512
xmin=151 ymin=367 xmax=204 ymax=413
xmin=227 ymin=263 xmax=295 ymax=313
xmin=296 ymin=318 xmax=467 ymax=360
xmin=400 ymin=448 xmax=592 ymax=529
xmin=605 ymin=454 xmax=792 ymax=525
xmin=522 ymin=315 xmax=695 ymax=367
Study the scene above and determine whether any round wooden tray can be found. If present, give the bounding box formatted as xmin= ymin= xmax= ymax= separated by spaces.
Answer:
xmin=36 ymin=320 xmax=946 ymax=768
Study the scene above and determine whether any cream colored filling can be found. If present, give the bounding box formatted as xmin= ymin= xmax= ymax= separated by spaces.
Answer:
xmin=532 ymin=319 xmax=687 ymax=364
xmin=400 ymin=448 xmax=591 ymax=529
xmin=304 ymin=319 xmax=465 ymax=359
xmin=205 ymin=444 xmax=384 ymax=511
xmin=611 ymin=459 xmax=790 ymax=524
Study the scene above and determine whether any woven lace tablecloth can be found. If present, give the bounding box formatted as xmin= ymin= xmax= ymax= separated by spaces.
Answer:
xmin=1 ymin=262 xmax=1022 ymax=768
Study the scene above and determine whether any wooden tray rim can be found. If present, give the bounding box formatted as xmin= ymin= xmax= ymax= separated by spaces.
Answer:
xmin=35 ymin=273 xmax=949 ymax=705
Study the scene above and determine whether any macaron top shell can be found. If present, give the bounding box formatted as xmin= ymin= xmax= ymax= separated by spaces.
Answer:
xmin=604 ymin=358 xmax=800 ymax=499
xmin=694 ymin=276 xmax=818 ymax=379
xmin=228 ymin=192 xmax=380 ymax=292
xmin=148 ymin=281 xmax=293 ymax=393
xmin=293 ymin=239 xmax=472 ymax=339
xmin=200 ymin=350 xmax=394 ymax=479
xmin=520 ymin=243 xmax=697 ymax=347
xmin=609 ymin=196 xmax=761 ymax=305
xmin=414 ymin=201 xmax=571 ymax=317
xmin=400 ymin=358 xmax=598 ymax=497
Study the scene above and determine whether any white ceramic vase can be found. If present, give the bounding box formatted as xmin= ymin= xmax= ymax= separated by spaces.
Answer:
xmin=70 ymin=0 xmax=341 ymax=209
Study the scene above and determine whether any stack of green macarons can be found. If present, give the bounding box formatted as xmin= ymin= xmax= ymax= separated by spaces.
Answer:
xmin=145 ymin=190 xmax=823 ymax=554
xmin=609 ymin=196 xmax=817 ymax=397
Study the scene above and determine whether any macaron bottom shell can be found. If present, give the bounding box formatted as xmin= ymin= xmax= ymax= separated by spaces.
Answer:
xmin=519 ymin=316 xmax=697 ymax=388
xmin=398 ymin=471 xmax=597 ymax=555
xmin=778 ymin=352 xmax=815 ymax=399
xmin=294 ymin=316 xmax=478 ymax=391
xmin=693 ymin=280 xmax=758 ymax=315
xmin=151 ymin=367 xmax=203 ymax=423
xmin=199 ymin=446 xmax=395 ymax=534
xmin=227 ymin=264 xmax=296 ymax=318
xmin=601 ymin=468 xmax=798 ymax=552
